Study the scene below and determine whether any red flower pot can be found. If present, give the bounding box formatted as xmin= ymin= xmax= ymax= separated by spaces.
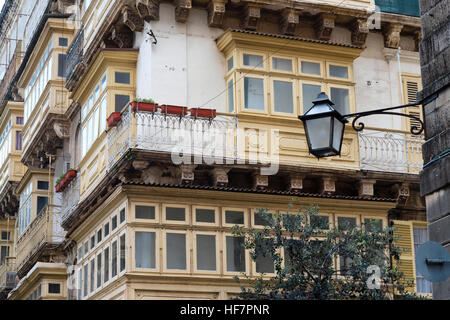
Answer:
xmin=131 ymin=101 xmax=159 ymax=112
xmin=55 ymin=183 xmax=63 ymax=193
xmin=190 ymin=108 xmax=216 ymax=118
xmin=107 ymin=112 xmax=122 ymax=127
xmin=160 ymin=105 xmax=188 ymax=116
xmin=66 ymin=170 xmax=77 ymax=180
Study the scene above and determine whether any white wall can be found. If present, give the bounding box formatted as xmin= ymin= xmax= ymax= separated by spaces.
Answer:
xmin=135 ymin=3 xmax=226 ymax=112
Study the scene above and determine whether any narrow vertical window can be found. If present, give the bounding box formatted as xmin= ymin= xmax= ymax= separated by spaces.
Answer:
xmin=96 ymin=253 xmax=102 ymax=288
xmin=226 ymin=236 xmax=246 ymax=272
xmin=120 ymin=208 xmax=126 ymax=224
xmin=58 ymin=54 xmax=67 ymax=77
xmin=78 ymin=269 xmax=82 ymax=300
xmin=273 ymin=80 xmax=294 ymax=114
xmin=104 ymin=247 xmax=110 ymax=282
xmin=196 ymin=234 xmax=216 ymax=271
xmin=111 ymin=241 xmax=117 ymax=277
xmin=83 ymin=264 xmax=88 ymax=297
xmin=244 ymin=77 xmax=264 ymax=111
xmin=112 ymin=216 xmax=117 ymax=231
xmin=120 ymin=234 xmax=126 ymax=272
xmin=166 ymin=233 xmax=186 ymax=270
xmin=90 ymin=259 xmax=95 ymax=293
xmin=135 ymin=232 xmax=156 ymax=269
xmin=228 ymin=80 xmax=234 ymax=113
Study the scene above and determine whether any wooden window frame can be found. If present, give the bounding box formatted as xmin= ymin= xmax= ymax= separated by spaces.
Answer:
xmin=239 ymin=74 xmax=268 ymax=115
xmin=299 ymin=58 xmax=324 ymax=78
xmin=222 ymin=207 xmax=248 ymax=228
xmin=132 ymin=202 xmax=160 ymax=223
xmin=193 ymin=231 xmax=220 ymax=275
xmin=162 ymin=204 xmax=189 ymax=225
xmin=270 ymin=55 xmax=295 ymax=75
xmin=193 ymin=206 xmax=219 ymax=227
xmin=162 ymin=230 xmax=190 ymax=274
xmin=223 ymin=232 xmax=249 ymax=276
xmin=270 ymin=77 xmax=298 ymax=118
xmin=133 ymin=228 xmax=160 ymax=273
xmin=326 ymin=61 xmax=353 ymax=81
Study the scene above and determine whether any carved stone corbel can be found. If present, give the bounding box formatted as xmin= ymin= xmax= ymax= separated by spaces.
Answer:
xmin=351 ymin=19 xmax=369 ymax=47
xmin=122 ymin=6 xmax=144 ymax=32
xmin=136 ymin=0 xmax=160 ymax=22
xmin=357 ymin=179 xmax=376 ymax=197
xmin=384 ymin=23 xmax=403 ymax=49
xmin=208 ymin=0 xmax=226 ymax=28
xmin=180 ymin=164 xmax=196 ymax=184
xmin=289 ymin=174 xmax=304 ymax=191
xmin=280 ymin=8 xmax=299 ymax=35
xmin=175 ymin=0 xmax=192 ymax=23
xmin=212 ymin=167 xmax=231 ymax=187
xmin=314 ymin=13 xmax=335 ymax=41
xmin=392 ymin=182 xmax=410 ymax=205
xmin=414 ymin=30 xmax=422 ymax=52
xmin=109 ymin=25 xmax=134 ymax=48
xmin=253 ymin=173 xmax=268 ymax=190
xmin=53 ymin=121 xmax=71 ymax=139
xmin=321 ymin=176 xmax=337 ymax=194
xmin=242 ymin=4 xmax=260 ymax=30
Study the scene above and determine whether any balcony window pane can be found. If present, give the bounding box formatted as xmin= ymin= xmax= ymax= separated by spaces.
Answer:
xmin=196 ymin=235 xmax=216 ymax=271
xmin=78 ymin=269 xmax=82 ymax=300
xmin=120 ymin=208 xmax=126 ymax=224
xmin=97 ymin=229 xmax=102 ymax=243
xmin=94 ymin=85 xmax=100 ymax=102
xmin=311 ymin=215 xmax=330 ymax=230
xmin=90 ymin=235 xmax=95 ymax=249
xmin=104 ymin=247 xmax=109 ymax=282
xmin=244 ymin=77 xmax=264 ymax=111
xmin=227 ymin=57 xmax=234 ymax=71
xmin=273 ymin=57 xmax=292 ymax=72
xmin=104 ymin=222 xmax=110 ymax=237
xmin=111 ymin=241 xmax=117 ymax=277
xmin=196 ymin=209 xmax=215 ymax=223
xmin=228 ymin=80 xmax=234 ymax=112
xmin=302 ymin=84 xmax=321 ymax=113
xmin=115 ymin=94 xmax=130 ymax=113
xmin=84 ymin=242 xmax=88 ymax=255
xmin=101 ymin=75 xmax=107 ymax=91
xmin=273 ymin=80 xmax=293 ymax=114
xmin=120 ymin=234 xmax=126 ymax=272
xmin=58 ymin=54 xmax=66 ymax=77
xmin=135 ymin=206 xmax=155 ymax=220
xmin=225 ymin=210 xmax=244 ymax=225
xmin=301 ymin=61 xmax=321 ymax=75
xmin=330 ymin=87 xmax=350 ymax=115
xmin=166 ymin=207 xmax=185 ymax=221
xmin=115 ymin=72 xmax=130 ymax=84
xmin=1 ymin=246 xmax=9 ymax=264
xmin=15 ymin=131 xmax=22 ymax=150
xmin=59 ymin=37 xmax=68 ymax=46
xmin=100 ymin=98 xmax=106 ymax=133
xmin=364 ymin=218 xmax=383 ymax=233
xmin=96 ymin=253 xmax=102 ymax=288
xmin=243 ymin=54 xmax=263 ymax=68
xmin=36 ymin=196 xmax=48 ymax=215
xmin=112 ymin=216 xmax=117 ymax=230
xmin=135 ymin=232 xmax=156 ymax=269
xmin=166 ymin=233 xmax=186 ymax=270
xmin=254 ymin=212 xmax=272 ymax=226
xmin=226 ymin=236 xmax=245 ymax=272
xmin=338 ymin=217 xmax=357 ymax=231
xmin=90 ymin=259 xmax=95 ymax=293
xmin=83 ymin=264 xmax=88 ymax=297
xmin=37 ymin=181 xmax=49 ymax=190
xmin=329 ymin=65 xmax=349 ymax=78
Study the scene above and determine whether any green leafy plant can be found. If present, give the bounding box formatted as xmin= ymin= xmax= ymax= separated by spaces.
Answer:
xmin=231 ymin=203 xmax=422 ymax=300
xmin=135 ymin=98 xmax=155 ymax=104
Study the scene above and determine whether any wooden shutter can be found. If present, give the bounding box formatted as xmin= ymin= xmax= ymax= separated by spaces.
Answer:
xmin=402 ymin=75 xmax=423 ymax=133
xmin=392 ymin=220 xmax=416 ymax=292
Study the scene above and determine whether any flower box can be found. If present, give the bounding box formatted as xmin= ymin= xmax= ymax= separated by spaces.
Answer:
xmin=55 ymin=169 xmax=77 ymax=193
xmin=160 ymin=105 xmax=188 ymax=116
xmin=107 ymin=112 xmax=122 ymax=127
xmin=190 ymin=108 xmax=216 ymax=119
xmin=131 ymin=101 xmax=159 ymax=112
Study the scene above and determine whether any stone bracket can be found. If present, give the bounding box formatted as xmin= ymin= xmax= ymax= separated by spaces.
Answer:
xmin=212 ymin=167 xmax=231 ymax=187
xmin=208 ymin=0 xmax=227 ymax=28
xmin=175 ymin=0 xmax=192 ymax=23
xmin=321 ymin=176 xmax=337 ymax=194
xmin=180 ymin=164 xmax=196 ymax=185
xmin=314 ymin=13 xmax=335 ymax=41
xmin=384 ymin=23 xmax=403 ymax=49
xmin=253 ymin=173 xmax=268 ymax=190
xmin=109 ymin=25 xmax=134 ymax=48
xmin=289 ymin=174 xmax=304 ymax=191
xmin=351 ymin=19 xmax=369 ymax=47
xmin=393 ymin=182 xmax=410 ymax=205
xmin=357 ymin=179 xmax=376 ymax=197
xmin=280 ymin=8 xmax=299 ymax=35
xmin=242 ymin=4 xmax=260 ymax=30
xmin=136 ymin=0 xmax=160 ymax=22
xmin=122 ymin=6 xmax=144 ymax=32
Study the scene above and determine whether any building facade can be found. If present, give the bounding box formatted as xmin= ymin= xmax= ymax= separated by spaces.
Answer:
xmin=0 ymin=0 xmax=430 ymax=300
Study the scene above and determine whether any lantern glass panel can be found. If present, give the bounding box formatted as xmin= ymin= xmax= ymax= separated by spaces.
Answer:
xmin=306 ymin=117 xmax=331 ymax=150
xmin=332 ymin=118 xmax=344 ymax=151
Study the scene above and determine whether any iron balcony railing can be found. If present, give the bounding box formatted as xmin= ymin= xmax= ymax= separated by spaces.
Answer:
xmin=375 ymin=0 xmax=420 ymax=17
xmin=107 ymin=107 xmax=238 ymax=171
xmin=60 ymin=175 xmax=80 ymax=224
xmin=358 ymin=129 xmax=424 ymax=174
xmin=65 ymin=28 xmax=84 ymax=81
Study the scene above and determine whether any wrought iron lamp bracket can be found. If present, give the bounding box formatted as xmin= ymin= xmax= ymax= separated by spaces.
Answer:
xmin=341 ymin=102 xmax=424 ymax=135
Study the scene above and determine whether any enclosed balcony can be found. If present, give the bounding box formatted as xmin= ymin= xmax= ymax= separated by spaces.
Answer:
xmin=0 ymin=257 xmax=17 ymax=299
xmin=15 ymin=204 xmax=65 ymax=277
xmin=375 ymin=0 xmax=420 ymax=17
xmin=359 ymin=129 xmax=424 ymax=174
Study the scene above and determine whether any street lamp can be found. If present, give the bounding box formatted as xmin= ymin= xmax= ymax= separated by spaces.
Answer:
xmin=299 ymin=92 xmax=425 ymax=158
xmin=298 ymin=92 xmax=347 ymax=158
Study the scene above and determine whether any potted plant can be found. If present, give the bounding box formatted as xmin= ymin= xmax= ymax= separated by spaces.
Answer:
xmin=107 ymin=112 xmax=122 ymax=127
xmin=55 ymin=173 xmax=66 ymax=193
xmin=160 ymin=104 xmax=188 ymax=116
xmin=190 ymin=108 xmax=216 ymax=119
xmin=131 ymin=98 xmax=158 ymax=112
xmin=65 ymin=168 xmax=77 ymax=184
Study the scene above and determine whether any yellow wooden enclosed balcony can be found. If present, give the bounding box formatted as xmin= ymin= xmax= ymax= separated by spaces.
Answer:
xmin=15 ymin=205 xmax=65 ymax=275
xmin=0 ymin=257 xmax=17 ymax=292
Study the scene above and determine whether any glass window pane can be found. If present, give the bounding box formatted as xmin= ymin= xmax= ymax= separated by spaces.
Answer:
xmin=338 ymin=217 xmax=357 ymax=231
xmin=255 ymin=239 xmax=274 ymax=274
xmin=120 ymin=208 xmax=126 ymax=224
xmin=226 ymin=236 xmax=245 ymax=272
xmin=36 ymin=196 xmax=48 ymax=215
xmin=228 ymin=80 xmax=234 ymax=112
xmin=364 ymin=218 xmax=383 ymax=233
xmin=135 ymin=206 xmax=155 ymax=219
xmin=96 ymin=253 xmax=102 ymax=288
xmin=227 ymin=57 xmax=234 ymax=71
xmin=115 ymin=94 xmax=130 ymax=113
xmin=243 ymin=54 xmax=263 ymax=68
xmin=135 ymin=232 xmax=156 ymax=269
xmin=273 ymin=80 xmax=293 ymax=114
xmin=37 ymin=181 xmax=49 ymax=190
xmin=273 ymin=57 xmax=292 ymax=72
xmin=83 ymin=264 xmax=88 ymax=297
xmin=225 ymin=210 xmax=244 ymax=225
xmin=58 ymin=54 xmax=66 ymax=77
xmin=120 ymin=234 xmax=126 ymax=272
xmin=196 ymin=209 xmax=215 ymax=223
xmin=104 ymin=247 xmax=109 ymax=282
xmin=166 ymin=233 xmax=186 ymax=270
xmin=302 ymin=84 xmax=322 ymax=113
xmin=244 ymin=77 xmax=264 ymax=110
xmin=90 ymin=235 xmax=95 ymax=249
xmin=59 ymin=37 xmax=68 ymax=46
xmin=115 ymin=72 xmax=130 ymax=84
xmin=311 ymin=215 xmax=330 ymax=230
xmin=301 ymin=61 xmax=321 ymax=75
xmin=104 ymin=222 xmax=110 ymax=237
xmin=196 ymin=235 xmax=216 ymax=271
xmin=90 ymin=259 xmax=95 ymax=293
xmin=329 ymin=65 xmax=348 ymax=78
xmin=254 ymin=212 xmax=271 ymax=226
xmin=330 ymin=87 xmax=350 ymax=115
xmin=111 ymin=241 xmax=117 ymax=277
xmin=112 ymin=216 xmax=117 ymax=230
xmin=166 ymin=207 xmax=185 ymax=221
xmin=97 ymin=229 xmax=102 ymax=243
